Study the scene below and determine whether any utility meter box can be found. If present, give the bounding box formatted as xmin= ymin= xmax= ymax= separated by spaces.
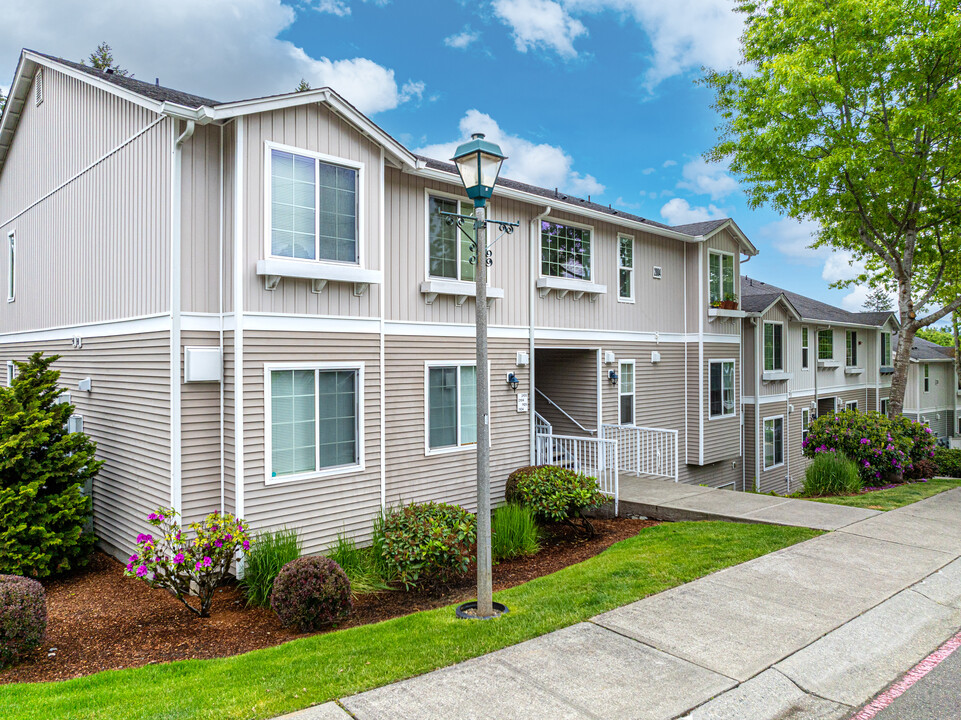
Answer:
xmin=184 ymin=347 xmax=223 ymax=383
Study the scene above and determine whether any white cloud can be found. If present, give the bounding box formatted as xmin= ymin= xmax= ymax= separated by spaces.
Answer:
xmin=759 ymin=218 xmax=828 ymax=266
xmin=444 ymin=27 xmax=481 ymax=50
xmin=677 ymin=158 xmax=738 ymax=201
xmin=662 ymin=159 xmax=677 ymax=167
xmin=0 ymin=0 xmax=423 ymax=115
xmin=641 ymin=167 xmax=655 ymax=175
xmin=314 ymin=0 xmax=351 ymax=16
xmin=822 ymin=252 xmax=865 ymax=284
xmin=659 ymin=198 xmax=726 ymax=225
xmin=416 ymin=109 xmax=605 ymax=197
xmin=492 ymin=0 xmax=588 ymax=58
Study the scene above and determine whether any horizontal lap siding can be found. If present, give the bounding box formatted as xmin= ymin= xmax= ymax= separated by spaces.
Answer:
xmin=533 ymin=346 xmax=598 ymax=435
xmin=1 ymin=333 xmax=170 ymax=557
xmin=702 ymin=343 xmax=741 ymax=465
xmin=242 ymin=331 xmax=382 ymax=554
xmin=756 ymin=399 xmax=790 ymax=494
xmin=180 ymin=331 xmax=223 ymax=525
xmin=743 ymin=404 xmax=755 ymax=491
xmin=385 ymin=336 xmax=530 ymax=509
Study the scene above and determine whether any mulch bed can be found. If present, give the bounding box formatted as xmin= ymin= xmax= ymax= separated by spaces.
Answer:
xmin=2 ymin=516 xmax=657 ymax=684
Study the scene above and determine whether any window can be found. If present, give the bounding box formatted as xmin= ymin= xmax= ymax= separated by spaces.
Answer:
xmin=880 ymin=332 xmax=892 ymax=367
xmin=880 ymin=398 xmax=889 ymax=416
xmin=708 ymin=250 xmax=735 ymax=304
xmin=801 ymin=408 xmax=811 ymax=443
xmin=427 ymin=364 xmax=477 ymax=451
xmin=764 ymin=322 xmax=784 ymax=371
xmin=541 ymin=221 xmax=591 ymax=281
xmin=5 ymin=361 xmax=14 ymax=386
xmin=846 ymin=400 xmax=858 ymax=411
xmin=846 ymin=331 xmax=858 ymax=367
xmin=617 ymin=235 xmax=634 ymax=301
xmin=428 ymin=195 xmax=475 ymax=282
xmin=818 ymin=329 xmax=833 ymax=360
xmin=764 ymin=417 xmax=784 ymax=469
xmin=709 ymin=360 xmax=736 ymax=418
xmin=923 ymin=364 xmax=930 ymax=393
xmin=267 ymin=365 xmax=361 ymax=481
xmin=7 ymin=232 xmax=14 ymax=303
xmin=619 ymin=361 xmax=635 ymax=425
xmin=268 ymin=146 xmax=359 ymax=264
xmin=801 ymin=327 xmax=809 ymax=369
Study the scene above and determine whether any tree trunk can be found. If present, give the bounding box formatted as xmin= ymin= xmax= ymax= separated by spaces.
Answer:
xmin=888 ymin=273 xmax=916 ymax=418
xmin=953 ymin=314 xmax=960 ymax=395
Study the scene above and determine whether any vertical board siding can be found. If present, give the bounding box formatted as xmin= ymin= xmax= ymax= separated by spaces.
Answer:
xmin=533 ymin=346 xmax=598 ymax=435
xmin=1 ymin=333 xmax=170 ymax=557
xmin=384 ymin=336 xmax=530 ymax=510
xmin=755 ymin=399 xmax=790 ymax=494
xmin=758 ymin=304 xmax=792 ymax=397
xmin=703 ymin=231 xmax=742 ymax=336
xmin=0 ymin=68 xmax=170 ymax=332
xmin=241 ymin=331 xmax=382 ymax=554
xmin=181 ymin=125 xmax=223 ymax=315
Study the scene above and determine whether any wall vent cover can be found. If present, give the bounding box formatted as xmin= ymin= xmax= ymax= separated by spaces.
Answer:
xmin=652 ymin=266 xmax=662 ymax=279
xmin=35 ymin=69 xmax=43 ymax=106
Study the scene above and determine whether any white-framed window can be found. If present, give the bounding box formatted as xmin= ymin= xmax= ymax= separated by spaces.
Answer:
xmin=709 ymin=359 xmax=736 ymax=418
xmin=619 ymin=360 xmax=635 ymax=425
xmin=265 ymin=142 xmax=362 ymax=264
xmin=265 ymin=363 xmax=363 ymax=483
xmin=708 ymin=250 xmax=735 ymax=305
xmin=6 ymin=360 xmax=15 ymax=386
xmin=801 ymin=408 xmax=811 ymax=443
xmin=764 ymin=321 xmax=784 ymax=371
xmin=846 ymin=330 xmax=858 ymax=367
xmin=7 ymin=232 xmax=14 ymax=303
xmin=881 ymin=398 xmax=889 ymax=416
xmin=617 ymin=234 xmax=634 ymax=302
xmin=540 ymin=219 xmax=592 ymax=281
xmin=427 ymin=192 xmax=476 ymax=282
xmin=880 ymin=332 xmax=892 ymax=366
xmin=763 ymin=416 xmax=784 ymax=469
xmin=818 ymin=329 xmax=833 ymax=360
xmin=846 ymin=400 xmax=858 ymax=411
xmin=801 ymin=327 xmax=809 ymax=370
xmin=923 ymin=363 xmax=930 ymax=392
xmin=426 ymin=362 xmax=477 ymax=454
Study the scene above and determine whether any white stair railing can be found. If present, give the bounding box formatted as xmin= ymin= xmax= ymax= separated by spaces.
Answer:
xmin=600 ymin=424 xmax=678 ymax=482
xmin=534 ymin=388 xmax=596 ymax=435
xmin=535 ymin=432 xmax=618 ymax=514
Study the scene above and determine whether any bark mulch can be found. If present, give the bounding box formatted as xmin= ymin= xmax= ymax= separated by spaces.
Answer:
xmin=2 ymin=516 xmax=657 ymax=684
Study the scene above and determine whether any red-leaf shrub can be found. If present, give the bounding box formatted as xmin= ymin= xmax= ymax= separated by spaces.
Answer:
xmin=270 ymin=556 xmax=352 ymax=631
xmin=0 ymin=575 xmax=46 ymax=668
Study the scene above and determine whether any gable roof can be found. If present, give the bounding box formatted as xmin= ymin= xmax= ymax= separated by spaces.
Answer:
xmin=739 ymin=290 xmax=802 ymax=320
xmin=909 ymin=336 xmax=955 ymax=362
xmin=741 ymin=276 xmax=897 ymax=328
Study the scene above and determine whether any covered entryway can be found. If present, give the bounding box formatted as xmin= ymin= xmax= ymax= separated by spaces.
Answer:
xmin=533 ymin=348 xmax=599 ymax=437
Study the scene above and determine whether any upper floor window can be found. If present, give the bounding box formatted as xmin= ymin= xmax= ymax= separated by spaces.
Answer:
xmin=801 ymin=327 xmax=809 ymax=369
xmin=268 ymin=146 xmax=359 ymax=264
xmin=923 ymin=363 xmax=930 ymax=392
xmin=618 ymin=235 xmax=634 ymax=301
xmin=427 ymin=364 xmax=477 ymax=452
xmin=428 ymin=195 xmax=475 ymax=282
xmin=6 ymin=232 xmax=14 ymax=303
xmin=764 ymin=322 xmax=784 ymax=371
xmin=846 ymin=330 xmax=858 ymax=367
xmin=619 ymin=360 xmax=635 ymax=424
xmin=880 ymin=332 xmax=892 ymax=366
xmin=845 ymin=400 xmax=858 ymax=411
xmin=708 ymin=250 xmax=735 ymax=305
xmin=709 ymin=360 xmax=736 ymax=418
xmin=818 ymin=329 xmax=833 ymax=360
xmin=541 ymin=221 xmax=591 ymax=281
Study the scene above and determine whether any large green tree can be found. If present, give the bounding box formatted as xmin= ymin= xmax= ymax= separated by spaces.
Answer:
xmin=705 ymin=0 xmax=961 ymax=416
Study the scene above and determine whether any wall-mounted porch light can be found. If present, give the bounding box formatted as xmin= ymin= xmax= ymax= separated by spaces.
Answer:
xmin=608 ymin=369 xmax=618 ymax=386
xmin=506 ymin=372 xmax=520 ymax=392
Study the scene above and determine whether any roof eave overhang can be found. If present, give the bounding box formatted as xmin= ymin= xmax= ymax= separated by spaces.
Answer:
xmin=0 ymin=53 xmax=40 ymax=177
xmin=806 ymin=317 xmax=895 ymax=330
xmin=701 ymin=219 xmax=759 ymax=256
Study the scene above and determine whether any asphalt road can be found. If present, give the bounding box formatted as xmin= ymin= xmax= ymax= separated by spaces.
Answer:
xmin=869 ymin=643 xmax=961 ymax=720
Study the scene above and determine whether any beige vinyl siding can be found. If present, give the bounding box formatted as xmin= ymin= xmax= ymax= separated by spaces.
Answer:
xmin=181 ymin=124 xmax=224 ymax=315
xmin=241 ymin=331 xmax=382 ymax=554
xmin=759 ymin=304 xmax=792 ymax=396
xmin=686 ymin=342 xmax=699 ymax=465
xmin=755 ymin=398 xmax=790 ymax=494
xmin=681 ymin=461 xmax=743 ymax=489
xmin=533 ymin=345 xmax=598 ymax=435
xmin=240 ymin=105 xmax=382 ymax=317
xmin=1 ymin=333 xmax=171 ymax=558
xmin=180 ymin=330 xmax=224 ymax=525
xmin=0 ymin=67 xmax=171 ymax=333
xmin=743 ymin=403 xmax=756 ymax=490
xmin=703 ymin=231 xmax=741 ymax=336
xmin=385 ymin=335 xmax=530 ymax=509
xmin=702 ymin=343 xmax=741 ymax=465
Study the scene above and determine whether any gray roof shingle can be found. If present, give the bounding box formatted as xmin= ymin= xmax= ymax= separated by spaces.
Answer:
xmin=907 ymin=336 xmax=954 ymax=361
xmin=741 ymin=276 xmax=895 ymax=327
xmin=670 ymin=219 xmax=730 ymax=236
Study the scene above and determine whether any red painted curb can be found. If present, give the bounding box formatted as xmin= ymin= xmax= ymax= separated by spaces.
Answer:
xmin=849 ymin=630 xmax=961 ymax=720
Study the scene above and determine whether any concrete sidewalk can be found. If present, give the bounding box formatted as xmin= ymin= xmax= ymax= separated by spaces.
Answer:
xmin=293 ymin=489 xmax=961 ymax=720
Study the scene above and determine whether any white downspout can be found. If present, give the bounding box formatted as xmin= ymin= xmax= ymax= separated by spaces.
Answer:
xmin=754 ymin=317 xmax=761 ymax=491
xmin=379 ymin=148 xmax=386 ymax=511
xmin=233 ymin=117 xmax=245 ymax=524
xmin=218 ymin=123 xmax=225 ymax=515
xmin=529 ymin=205 xmax=551 ymax=465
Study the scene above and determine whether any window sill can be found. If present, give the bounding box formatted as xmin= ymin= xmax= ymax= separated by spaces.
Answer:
xmin=709 ymin=412 xmax=738 ymax=420
xmin=265 ymin=463 xmax=365 ymax=486
xmin=617 ymin=296 xmax=635 ymax=304
xmin=880 ymin=366 xmax=894 ymax=375
xmin=844 ymin=367 xmax=864 ymax=375
xmin=536 ymin=276 xmax=607 ymax=301
xmin=817 ymin=359 xmax=841 ymax=368
xmin=762 ymin=371 xmax=793 ymax=382
xmin=764 ymin=462 xmax=785 ymax=471
xmin=420 ymin=279 xmax=505 ymax=306
xmin=256 ymin=258 xmax=382 ymax=295
xmin=707 ymin=307 xmax=746 ymax=320
xmin=426 ymin=444 xmax=477 ymax=457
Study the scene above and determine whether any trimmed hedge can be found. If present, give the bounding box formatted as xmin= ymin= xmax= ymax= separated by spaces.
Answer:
xmin=0 ymin=575 xmax=46 ymax=669
xmin=270 ymin=556 xmax=351 ymax=631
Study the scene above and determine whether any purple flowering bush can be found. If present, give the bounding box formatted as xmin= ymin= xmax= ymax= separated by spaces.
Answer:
xmin=123 ymin=507 xmax=251 ymax=618
xmin=0 ymin=574 xmax=46 ymax=668
xmin=803 ymin=410 xmax=932 ymax=484
xmin=270 ymin=556 xmax=352 ymax=631
xmin=888 ymin=414 xmax=938 ymax=466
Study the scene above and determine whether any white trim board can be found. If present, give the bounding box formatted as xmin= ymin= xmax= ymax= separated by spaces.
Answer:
xmin=0 ymin=313 xmax=171 ymax=343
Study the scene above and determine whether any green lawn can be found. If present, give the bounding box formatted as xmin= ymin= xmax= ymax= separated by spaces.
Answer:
xmin=0 ymin=521 xmax=819 ymax=720
xmin=810 ymin=477 xmax=961 ymax=511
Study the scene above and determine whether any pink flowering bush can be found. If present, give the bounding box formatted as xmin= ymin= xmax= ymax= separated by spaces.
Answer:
xmin=888 ymin=414 xmax=937 ymax=466
xmin=123 ymin=507 xmax=251 ymax=617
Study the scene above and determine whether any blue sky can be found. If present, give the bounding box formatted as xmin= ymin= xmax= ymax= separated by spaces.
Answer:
xmin=1 ymin=0 xmax=869 ymax=308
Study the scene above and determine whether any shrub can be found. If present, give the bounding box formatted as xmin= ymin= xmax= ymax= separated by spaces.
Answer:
xmin=803 ymin=410 xmax=916 ymax=484
xmin=505 ymin=465 xmax=607 ymax=534
xmin=0 ymin=575 xmax=46 ymax=669
xmin=124 ymin=507 xmax=251 ymax=618
xmin=889 ymin=414 xmax=938 ymax=466
xmin=379 ymin=502 xmax=476 ymax=590
xmin=800 ymin=451 xmax=862 ymax=496
xmin=270 ymin=556 xmax=352 ymax=631
xmin=0 ymin=353 xmax=102 ymax=578
xmin=905 ymin=459 xmax=939 ymax=481
xmin=240 ymin=527 xmax=301 ymax=607
xmin=491 ymin=503 xmax=540 ymax=561
xmin=326 ymin=533 xmax=390 ymax=596
xmin=934 ymin=448 xmax=961 ymax=478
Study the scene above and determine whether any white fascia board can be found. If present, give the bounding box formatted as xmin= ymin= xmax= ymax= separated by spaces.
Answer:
xmin=0 ymin=54 xmax=39 ymax=174
xmin=699 ymin=219 xmax=759 ymax=256
xmin=806 ymin=317 xmax=894 ymax=330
